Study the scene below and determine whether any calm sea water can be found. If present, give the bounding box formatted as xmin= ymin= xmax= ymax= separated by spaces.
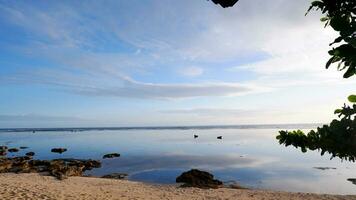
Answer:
xmin=0 ymin=124 xmax=355 ymax=194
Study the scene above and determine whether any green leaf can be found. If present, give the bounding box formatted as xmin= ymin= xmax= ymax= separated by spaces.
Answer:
xmin=330 ymin=36 xmax=343 ymax=45
xmin=326 ymin=56 xmax=335 ymax=69
xmin=348 ymin=95 xmax=356 ymax=103
xmin=320 ymin=17 xmax=328 ymax=22
xmin=334 ymin=109 xmax=342 ymax=114
xmin=343 ymin=67 xmax=356 ymax=78
xmin=330 ymin=16 xmax=349 ymax=32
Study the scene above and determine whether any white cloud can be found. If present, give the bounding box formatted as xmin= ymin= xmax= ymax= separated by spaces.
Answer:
xmin=179 ymin=66 xmax=204 ymax=77
xmin=67 ymin=77 xmax=262 ymax=99
xmin=1 ymin=0 xmax=355 ymax=107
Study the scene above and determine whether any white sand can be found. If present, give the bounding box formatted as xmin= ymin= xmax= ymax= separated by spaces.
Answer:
xmin=0 ymin=173 xmax=355 ymax=200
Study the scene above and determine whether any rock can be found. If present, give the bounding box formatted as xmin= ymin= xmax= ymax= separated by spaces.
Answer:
xmin=82 ymin=159 xmax=101 ymax=170
xmin=347 ymin=178 xmax=356 ymax=185
xmin=0 ymin=146 xmax=7 ymax=151
xmin=51 ymin=148 xmax=67 ymax=154
xmin=223 ymin=181 xmax=247 ymax=189
xmin=29 ymin=160 xmax=51 ymax=172
xmin=176 ymin=169 xmax=223 ymax=189
xmin=0 ymin=156 xmax=101 ymax=180
xmin=313 ymin=167 xmax=337 ymax=170
xmin=49 ymin=160 xmax=85 ymax=180
xmin=10 ymin=160 xmax=32 ymax=173
xmin=194 ymin=135 xmax=198 ymax=138
xmin=228 ymin=183 xmax=246 ymax=189
xmin=12 ymin=156 xmax=32 ymax=161
xmin=19 ymin=146 xmax=29 ymax=149
xmin=25 ymin=152 xmax=35 ymax=157
xmin=51 ymin=159 xmax=101 ymax=171
xmin=0 ymin=150 xmax=6 ymax=156
xmin=29 ymin=160 xmax=51 ymax=167
xmin=103 ymin=153 xmax=120 ymax=159
xmin=8 ymin=148 xmax=19 ymax=153
xmin=48 ymin=159 xmax=101 ymax=180
xmin=0 ymin=159 xmax=12 ymax=172
xmin=217 ymin=136 xmax=222 ymax=139
xmin=102 ymin=173 xmax=128 ymax=179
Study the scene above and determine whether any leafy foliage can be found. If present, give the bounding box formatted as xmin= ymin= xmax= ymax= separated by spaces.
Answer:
xmin=211 ymin=0 xmax=239 ymax=8
xmin=277 ymin=96 xmax=356 ymax=161
xmin=277 ymin=0 xmax=356 ymax=162
xmin=307 ymin=0 xmax=356 ymax=78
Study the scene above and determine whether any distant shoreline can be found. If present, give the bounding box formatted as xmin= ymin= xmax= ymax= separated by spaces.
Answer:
xmin=0 ymin=123 xmax=323 ymax=133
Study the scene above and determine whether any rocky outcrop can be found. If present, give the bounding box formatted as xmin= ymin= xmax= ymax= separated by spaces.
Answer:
xmin=0 ymin=156 xmax=101 ymax=180
xmin=176 ymin=169 xmax=223 ymax=189
xmin=103 ymin=153 xmax=120 ymax=159
xmin=0 ymin=159 xmax=13 ymax=172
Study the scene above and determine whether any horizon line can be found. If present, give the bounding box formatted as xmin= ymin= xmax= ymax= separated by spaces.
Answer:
xmin=0 ymin=123 xmax=323 ymax=133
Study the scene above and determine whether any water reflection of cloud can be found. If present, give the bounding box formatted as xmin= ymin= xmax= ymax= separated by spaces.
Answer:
xmin=89 ymin=154 xmax=268 ymax=176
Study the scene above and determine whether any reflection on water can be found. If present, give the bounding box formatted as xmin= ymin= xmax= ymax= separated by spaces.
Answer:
xmin=0 ymin=127 xmax=355 ymax=194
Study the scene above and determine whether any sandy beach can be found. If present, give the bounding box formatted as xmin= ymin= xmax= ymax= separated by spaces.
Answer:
xmin=0 ymin=173 xmax=354 ymax=200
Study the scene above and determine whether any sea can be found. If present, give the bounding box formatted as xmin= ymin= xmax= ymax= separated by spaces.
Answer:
xmin=0 ymin=124 xmax=355 ymax=194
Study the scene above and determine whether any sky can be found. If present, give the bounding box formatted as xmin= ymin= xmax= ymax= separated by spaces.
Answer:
xmin=0 ymin=0 xmax=355 ymax=128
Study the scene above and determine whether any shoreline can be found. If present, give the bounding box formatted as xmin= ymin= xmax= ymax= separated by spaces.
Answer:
xmin=0 ymin=173 xmax=355 ymax=200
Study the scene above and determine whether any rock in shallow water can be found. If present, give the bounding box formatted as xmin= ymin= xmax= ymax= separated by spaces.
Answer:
xmin=51 ymin=148 xmax=67 ymax=154
xmin=101 ymin=173 xmax=128 ymax=179
xmin=25 ymin=152 xmax=35 ymax=157
xmin=8 ymin=148 xmax=19 ymax=153
xmin=347 ymin=178 xmax=356 ymax=185
xmin=103 ymin=153 xmax=120 ymax=159
xmin=0 ymin=146 xmax=7 ymax=151
xmin=176 ymin=169 xmax=223 ymax=189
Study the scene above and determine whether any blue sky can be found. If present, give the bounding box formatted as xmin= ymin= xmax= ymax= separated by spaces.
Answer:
xmin=0 ymin=0 xmax=355 ymax=128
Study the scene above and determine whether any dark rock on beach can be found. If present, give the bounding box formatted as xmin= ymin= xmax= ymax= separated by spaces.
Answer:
xmin=103 ymin=153 xmax=120 ymax=159
xmin=19 ymin=146 xmax=29 ymax=149
xmin=0 ymin=151 xmax=6 ymax=156
xmin=8 ymin=148 xmax=19 ymax=153
xmin=176 ymin=169 xmax=223 ymax=189
xmin=0 ymin=156 xmax=101 ymax=180
xmin=51 ymin=148 xmax=67 ymax=154
xmin=102 ymin=173 xmax=128 ymax=180
xmin=0 ymin=159 xmax=13 ymax=172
